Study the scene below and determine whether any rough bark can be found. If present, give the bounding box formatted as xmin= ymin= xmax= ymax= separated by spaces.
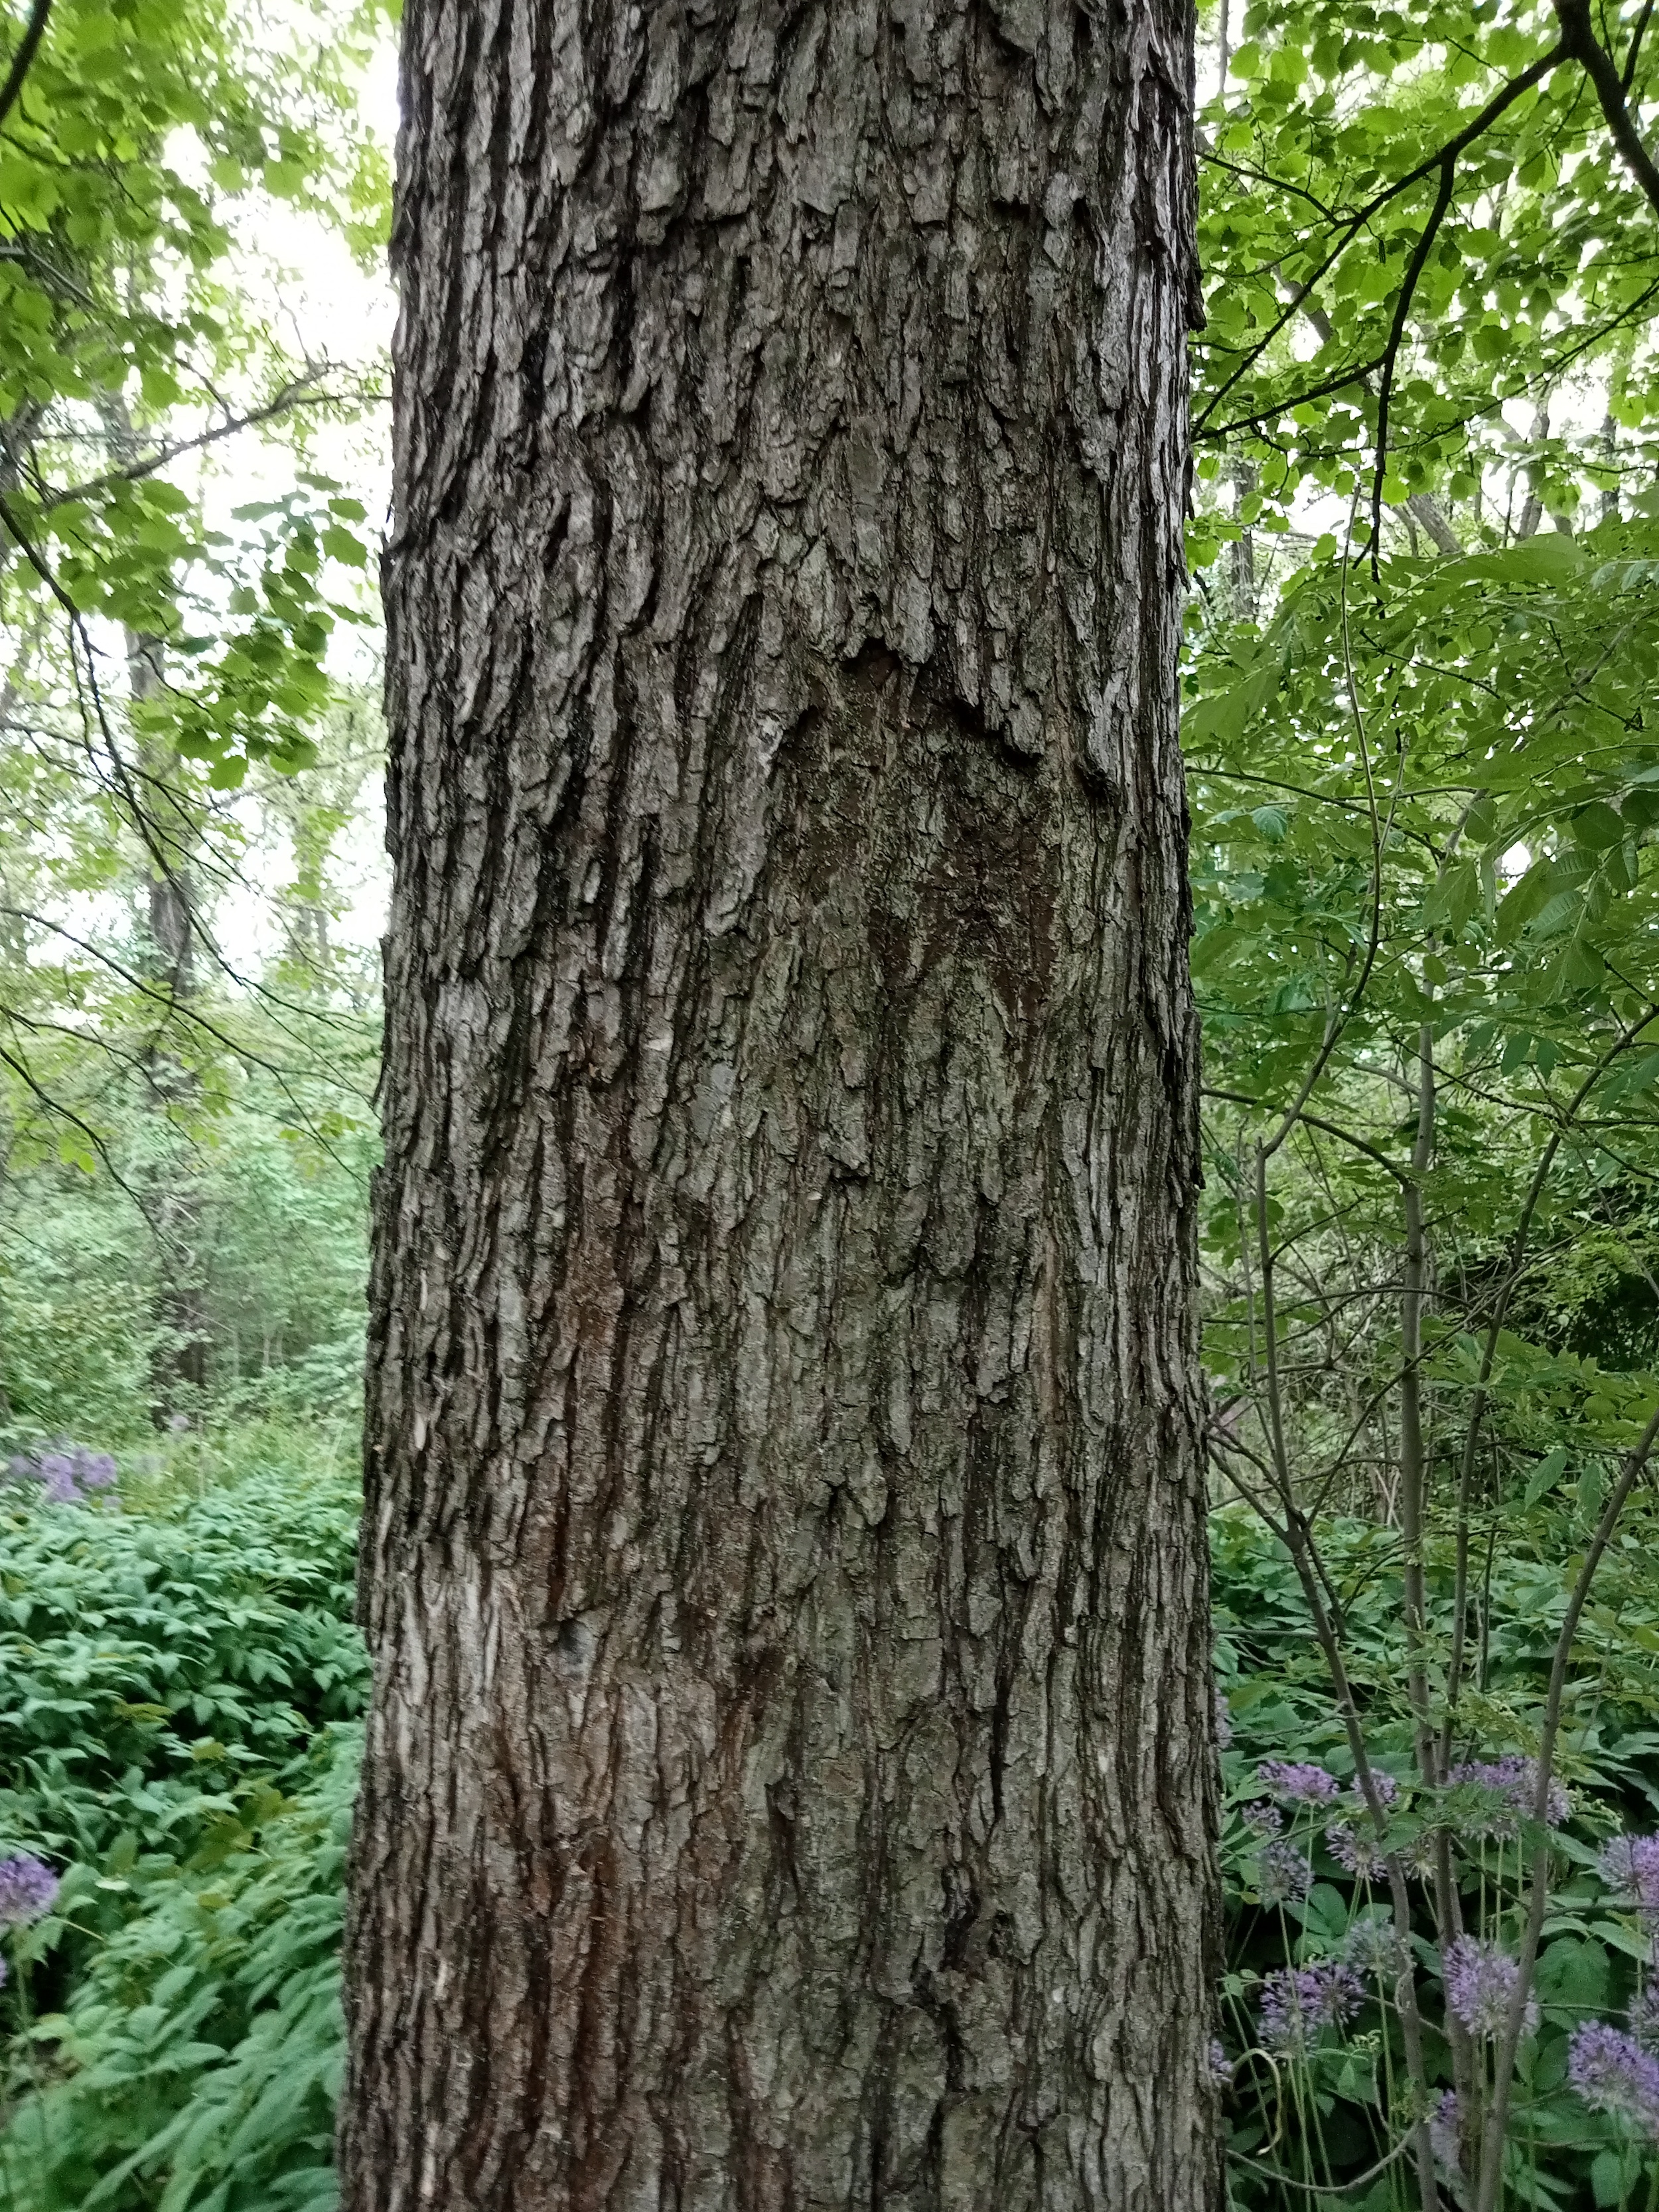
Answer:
xmin=343 ymin=3 xmax=1218 ymax=2208
xmin=1406 ymin=492 xmax=1460 ymax=557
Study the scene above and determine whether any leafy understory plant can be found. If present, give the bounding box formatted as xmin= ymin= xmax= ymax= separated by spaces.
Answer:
xmin=1216 ymin=1720 xmax=1659 ymax=2207
xmin=1213 ymin=1439 xmax=1659 ymax=2211
xmin=1193 ymin=1 xmax=1659 ymax=2188
xmin=0 ymin=1431 xmax=365 ymax=2211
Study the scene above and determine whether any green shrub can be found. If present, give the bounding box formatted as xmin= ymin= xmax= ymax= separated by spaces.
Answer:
xmin=1212 ymin=1502 xmax=1659 ymax=2207
xmin=14 ymin=1441 xmax=1659 ymax=2207
xmin=1 ymin=1733 xmax=356 ymax=2212
xmin=0 ymin=1076 xmax=374 ymax=1446
xmin=0 ymin=1435 xmax=366 ymax=1870
xmin=0 ymin=1433 xmax=364 ymax=2211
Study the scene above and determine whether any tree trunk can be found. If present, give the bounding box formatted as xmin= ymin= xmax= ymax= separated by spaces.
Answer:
xmin=126 ymin=628 xmax=210 ymax=1413
xmin=100 ymin=387 xmax=211 ymax=1414
xmin=343 ymin=3 xmax=1218 ymax=2207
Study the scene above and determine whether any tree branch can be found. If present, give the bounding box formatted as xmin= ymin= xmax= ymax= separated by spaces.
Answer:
xmin=0 ymin=0 xmax=51 ymax=135
xmin=1555 ymin=0 xmax=1659 ymax=216
xmin=1623 ymin=0 xmax=1656 ymax=89
xmin=1372 ymin=154 xmax=1457 ymax=571
xmin=1194 ymin=44 xmax=1563 ymax=436
xmin=36 ymin=375 xmax=364 ymax=511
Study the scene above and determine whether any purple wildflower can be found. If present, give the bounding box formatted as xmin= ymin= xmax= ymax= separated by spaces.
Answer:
xmin=1442 ymin=1936 xmax=1538 ymax=2040
xmin=1327 ymin=1820 xmax=1387 ymax=1881
xmin=1256 ymin=1760 xmax=1340 ymax=1805
xmin=1344 ymin=1769 xmax=1400 ymax=1810
xmin=3 ymin=1441 xmax=118 ymax=1507
xmin=1241 ymin=1800 xmax=1283 ymax=1836
xmin=1445 ymin=1755 xmax=1569 ymax=1836
xmin=1214 ymin=1692 xmax=1233 ymax=1751
xmin=1345 ymin=1915 xmax=1403 ymax=1976
xmin=0 ymin=1853 xmax=58 ymax=1926
xmin=1255 ymin=1837 xmax=1314 ymax=1904
xmin=1602 ymin=1834 xmax=1659 ymax=1919
xmin=1569 ymin=2022 xmax=1659 ymax=2136
xmin=1209 ymin=2038 xmax=1234 ymax=2087
xmin=1258 ymin=1962 xmax=1364 ymax=2050
xmin=1321 ymin=1768 xmax=1398 ymax=1880
xmin=36 ymin=1451 xmax=77 ymax=1503
xmin=1429 ymin=2089 xmax=1460 ymax=2170
xmin=1630 ymin=1982 xmax=1659 ymax=2052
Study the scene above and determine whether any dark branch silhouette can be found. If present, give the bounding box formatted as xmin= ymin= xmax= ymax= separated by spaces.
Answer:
xmin=0 ymin=0 xmax=51 ymax=134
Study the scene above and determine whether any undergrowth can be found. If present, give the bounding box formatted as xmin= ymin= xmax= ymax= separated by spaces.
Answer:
xmin=0 ymin=1426 xmax=364 ymax=2212
xmin=8 ymin=1434 xmax=1659 ymax=2205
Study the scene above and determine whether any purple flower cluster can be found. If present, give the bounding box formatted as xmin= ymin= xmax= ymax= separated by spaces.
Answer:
xmin=1241 ymin=1800 xmax=1283 ymax=1836
xmin=1255 ymin=1837 xmax=1314 ymax=1904
xmin=1429 ymin=2089 xmax=1461 ymax=2170
xmin=1601 ymin=1833 xmax=1659 ymax=1919
xmin=1569 ymin=2021 xmax=1659 ymax=2137
xmin=1630 ymin=1982 xmax=1659 ymax=2051
xmin=1258 ymin=1961 xmax=1364 ymax=2049
xmin=0 ymin=1852 xmax=58 ymax=1926
xmin=1214 ymin=1691 xmax=1233 ymax=1751
xmin=1208 ymin=2038 xmax=1234 ymax=2086
xmin=1442 ymin=1936 xmax=1538 ymax=2040
xmin=1256 ymin=1760 xmax=1340 ymax=1805
xmin=1345 ymin=1915 xmax=1402 ymax=1976
xmin=5 ymin=1441 xmax=117 ymax=1507
xmin=1348 ymin=1769 xmax=1401 ymax=1809
xmin=1326 ymin=1820 xmax=1387 ymax=1881
xmin=1445 ymin=1755 xmax=1569 ymax=1836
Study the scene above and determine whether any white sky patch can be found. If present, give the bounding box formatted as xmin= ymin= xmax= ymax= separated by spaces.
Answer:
xmin=170 ymin=15 xmax=400 ymax=974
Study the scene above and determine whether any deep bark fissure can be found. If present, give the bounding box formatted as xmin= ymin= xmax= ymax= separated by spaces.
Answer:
xmin=344 ymin=2 xmax=1218 ymax=2205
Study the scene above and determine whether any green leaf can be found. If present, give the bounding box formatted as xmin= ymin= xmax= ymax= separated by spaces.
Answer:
xmin=1591 ymin=2147 xmax=1644 ymax=2208
xmin=1579 ymin=1463 xmax=1607 ymax=1527
xmin=1185 ymin=660 xmax=1283 ymax=746
xmin=1496 ymin=859 xmax=1555 ymax=943
xmin=1572 ymin=802 xmax=1624 ymax=851
xmin=1524 ymin=1446 xmax=1569 ymax=1506
xmin=1465 ymin=536 xmax=1582 ymax=585
xmin=320 ymin=525 xmax=367 ymax=567
xmin=56 ymin=1126 xmax=96 ymax=1174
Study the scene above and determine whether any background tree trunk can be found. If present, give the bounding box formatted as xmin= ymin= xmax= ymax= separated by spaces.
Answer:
xmin=100 ymin=391 xmax=211 ymax=1415
xmin=126 ymin=627 xmax=210 ymax=1414
xmin=343 ymin=2 xmax=1218 ymax=2206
